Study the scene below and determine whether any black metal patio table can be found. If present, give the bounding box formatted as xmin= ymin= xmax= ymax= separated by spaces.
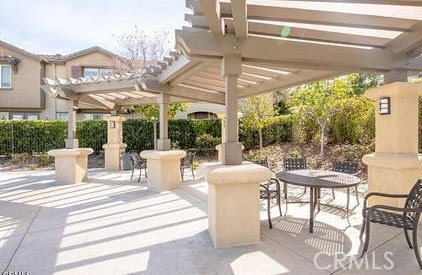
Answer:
xmin=276 ymin=169 xmax=361 ymax=233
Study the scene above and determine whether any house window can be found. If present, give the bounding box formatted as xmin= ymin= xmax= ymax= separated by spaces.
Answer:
xmin=83 ymin=113 xmax=103 ymax=121
xmin=56 ymin=112 xmax=69 ymax=121
xmin=0 ymin=65 xmax=12 ymax=88
xmin=83 ymin=68 xmax=113 ymax=78
xmin=187 ymin=112 xmax=217 ymax=120
xmin=26 ymin=113 xmax=39 ymax=120
xmin=11 ymin=113 xmax=24 ymax=120
xmin=0 ymin=112 xmax=9 ymax=120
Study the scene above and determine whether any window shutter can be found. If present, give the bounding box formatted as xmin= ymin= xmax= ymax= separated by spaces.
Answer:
xmin=71 ymin=66 xmax=82 ymax=78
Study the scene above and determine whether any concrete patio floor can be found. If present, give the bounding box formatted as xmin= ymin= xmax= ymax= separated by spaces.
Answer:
xmin=1 ymin=169 xmax=421 ymax=275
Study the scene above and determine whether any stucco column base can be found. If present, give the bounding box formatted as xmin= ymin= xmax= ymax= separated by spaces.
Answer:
xmin=363 ymin=153 xmax=422 ymax=208
xmin=48 ymin=148 xmax=93 ymax=185
xmin=221 ymin=142 xmax=243 ymax=165
xmin=200 ymin=162 xmax=272 ymax=248
xmin=140 ymin=150 xmax=186 ymax=192
xmin=157 ymin=139 xmax=171 ymax=151
xmin=103 ymin=143 xmax=127 ymax=171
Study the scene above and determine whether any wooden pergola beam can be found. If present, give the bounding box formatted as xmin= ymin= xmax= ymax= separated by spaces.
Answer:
xmin=223 ymin=18 xmax=392 ymax=48
xmin=219 ymin=2 xmax=417 ymax=32
xmin=238 ymin=70 xmax=342 ymax=98
xmin=285 ymin=0 xmax=422 ymax=6
xmin=198 ymin=0 xmax=224 ymax=36
xmin=230 ymin=0 xmax=248 ymax=38
xmin=170 ymin=85 xmax=225 ymax=104
xmin=387 ymin=21 xmax=422 ymax=57
xmin=176 ymin=30 xmax=416 ymax=72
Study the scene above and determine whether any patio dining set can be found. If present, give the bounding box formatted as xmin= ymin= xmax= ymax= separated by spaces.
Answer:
xmin=254 ymin=156 xmax=422 ymax=269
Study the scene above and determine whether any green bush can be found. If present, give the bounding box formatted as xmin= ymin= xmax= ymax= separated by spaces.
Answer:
xmin=195 ymin=133 xmax=221 ymax=155
xmin=239 ymin=115 xmax=293 ymax=150
xmin=0 ymin=120 xmax=67 ymax=154
xmin=77 ymin=120 xmax=107 ymax=153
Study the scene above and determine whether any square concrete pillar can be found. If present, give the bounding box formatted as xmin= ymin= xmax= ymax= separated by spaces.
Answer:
xmin=48 ymin=148 xmax=93 ymax=184
xmin=103 ymin=116 xmax=127 ymax=171
xmin=201 ymin=162 xmax=273 ymax=248
xmin=140 ymin=150 xmax=186 ymax=192
xmin=362 ymin=82 xmax=422 ymax=207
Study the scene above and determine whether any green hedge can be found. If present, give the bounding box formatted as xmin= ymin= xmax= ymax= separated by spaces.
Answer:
xmin=239 ymin=115 xmax=293 ymax=150
xmin=0 ymin=117 xmax=293 ymax=155
xmin=0 ymin=120 xmax=67 ymax=154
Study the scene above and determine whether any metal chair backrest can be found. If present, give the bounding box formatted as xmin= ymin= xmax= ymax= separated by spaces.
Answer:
xmin=181 ymin=149 xmax=197 ymax=167
xmin=139 ymin=157 xmax=147 ymax=169
xmin=332 ymin=160 xmax=359 ymax=174
xmin=404 ymin=179 xmax=422 ymax=222
xmin=283 ymin=157 xmax=307 ymax=171
xmin=129 ymin=153 xmax=138 ymax=167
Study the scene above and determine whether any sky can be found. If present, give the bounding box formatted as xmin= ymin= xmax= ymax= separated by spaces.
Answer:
xmin=0 ymin=0 xmax=187 ymax=55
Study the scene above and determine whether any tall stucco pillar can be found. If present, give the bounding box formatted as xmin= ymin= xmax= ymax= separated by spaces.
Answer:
xmin=201 ymin=162 xmax=272 ymax=247
xmin=48 ymin=99 xmax=93 ymax=184
xmin=65 ymin=100 xmax=79 ymax=149
xmin=362 ymin=82 xmax=422 ymax=207
xmin=221 ymin=54 xmax=243 ymax=165
xmin=157 ymin=93 xmax=171 ymax=151
xmin=140 ymin=93 xmax=185 ymax=192
xmin=103 ymin=116 xmax=127 ymax=171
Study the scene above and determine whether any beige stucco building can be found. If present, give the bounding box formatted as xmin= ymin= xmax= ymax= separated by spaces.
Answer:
xmin=0 ymin=40 xmax=221 ymax=121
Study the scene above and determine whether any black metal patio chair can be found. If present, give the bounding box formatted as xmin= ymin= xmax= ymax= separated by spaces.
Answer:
xmin=332 ymin=159 xmax=360 ymax=206
xmin=251 ymin=158 xmax=282 ymax=229
xmin=360 ymin=179 xmax=422 ymax=269
xmin=180 ymin=148 xmax=198 ymax=181
xmin=130 ymin=153 xmax=147 ymax=182
xmin=282 ymin=157 xmax=307 ymax=200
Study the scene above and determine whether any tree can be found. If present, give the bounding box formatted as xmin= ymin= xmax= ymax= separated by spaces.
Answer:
xmin=289 ymin=80 xmax=349 ymax=156
xmin=347 ymin=73 xmax=380 ymax=95
xmin=241 ymin=94 xmax=276 ymax=151
xmin=113 ymin=26 xmax=171 ymax=72
xmin=114 ymin=26 xmax=181 ymax=120
xmin=288 ymin=74 xmax=378 ymax=156
xmin=133 ymin=103 xmax=188 ymax=121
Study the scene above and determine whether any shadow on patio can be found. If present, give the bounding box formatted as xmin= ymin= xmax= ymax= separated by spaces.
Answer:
xmin=0 ymin=169 xmax=421 ymax=274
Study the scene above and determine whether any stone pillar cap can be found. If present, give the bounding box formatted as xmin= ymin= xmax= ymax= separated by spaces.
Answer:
xmin=365 ymin=82 xmax=422 ymax=99
xmin=48 ymin=148 xmax=94 ymax=157
xmin=201 ymin=162 xmax=273 ymax=185
xmin=140 ymin=150 xmax=187 ymax=160
xmin=103 ymin=143 xmax=127 ymax=149
xmin=104 ymin=116 xmax=126 ymax=122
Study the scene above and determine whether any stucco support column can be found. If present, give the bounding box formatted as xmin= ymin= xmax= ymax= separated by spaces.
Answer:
xmin=362 ymin=82 xmax=422 ymax=207
xmin=157 ymin=93 xmax=170 ymax=151
xmin=103 ymin=115 xmax=127 ymax=171
xmin=140 ymin=93 xmax=185 ymax=192
xmin=221 ymin=54 xmax=243 ymax=165
xmin=49 ymin=99 xmax=92 ymax=184
xmin=201 ymin=55 xmax=272 ymax=248
xmin=65 ymin=99 xmax=79 ymax=149
xmin=201 ymin=162 xmax=272 ymax=247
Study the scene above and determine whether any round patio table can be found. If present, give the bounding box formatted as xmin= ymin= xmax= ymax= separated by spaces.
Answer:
xmin=276 ymin=169 xmax=361 ymax=233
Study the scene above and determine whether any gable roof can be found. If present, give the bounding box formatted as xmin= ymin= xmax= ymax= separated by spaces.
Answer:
xmin=0 ymin=40 xmax=42 ymax=61
xmin=60 ymin=46 xmax=121 ymax=61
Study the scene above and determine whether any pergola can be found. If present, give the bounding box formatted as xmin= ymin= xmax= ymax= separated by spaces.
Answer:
xmin=42 ymin=0 xmax=422 ymax=248
xmin=44 ymin=0 xmax=422 ymax=161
